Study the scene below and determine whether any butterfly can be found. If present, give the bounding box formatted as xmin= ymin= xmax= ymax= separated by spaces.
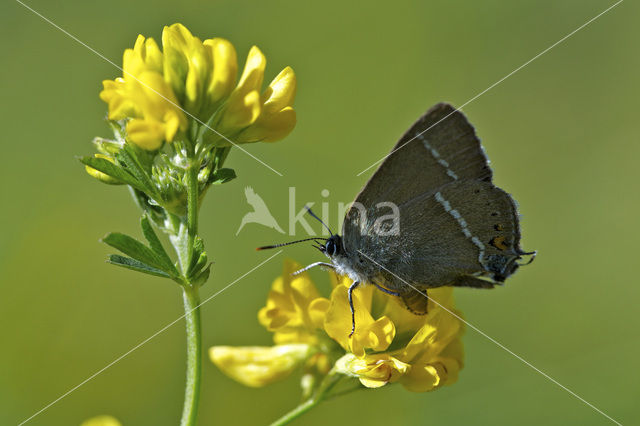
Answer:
xmin=259 ymin=103 xmax=535 ymax=335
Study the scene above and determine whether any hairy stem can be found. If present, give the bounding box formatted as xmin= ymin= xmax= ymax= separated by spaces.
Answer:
xmin=179 ymin=155 xmax=203 ymax=426
xmin=180 ymin=286 xmax=202 ymax=426
xmin=185 ymin=164 xmax=199 ymax=270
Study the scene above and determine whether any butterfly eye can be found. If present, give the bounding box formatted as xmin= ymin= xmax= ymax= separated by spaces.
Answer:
xmin=325 ymin=239 xmax=337 ymax=256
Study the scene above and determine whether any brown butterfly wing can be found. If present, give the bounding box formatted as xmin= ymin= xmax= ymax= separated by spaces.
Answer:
xmin=349 ymin=102 xmax=492 ymax=209
xmin=341 ymin=103 xmax=527 ymax=313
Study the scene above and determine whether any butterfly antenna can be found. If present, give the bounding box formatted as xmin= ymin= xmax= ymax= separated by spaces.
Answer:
xmin=305 ymin=206 xmax=334 ymax=236
xmin=256 ymin=237 xmax=325 ymax=251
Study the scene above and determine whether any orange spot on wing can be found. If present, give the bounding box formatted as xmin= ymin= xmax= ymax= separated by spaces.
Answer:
xmin=490 ymin=236 xmax=508 ymax=251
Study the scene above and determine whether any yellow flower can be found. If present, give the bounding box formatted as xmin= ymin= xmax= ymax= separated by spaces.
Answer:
xmin=209 ymin=344 xmax=313 ymax=387
xmin=210 ymin=261 xmax=332 ymax=388
xmin=335 ymin=353 xmax=409 ymax=388
xmin=237 ymin=66 xmax=297 ymax=143
xmin=210 ymin=259 xmax=464 ymax=394
xmin=99 ymin=24 xmax=296 ymax=151
xmin=327 ymin=275 xmax=464 ymax=391
xmin=100 ymin=33 xmax=188 ymax=150
xmin=123 ymin=72 xmax=187 ymax=150
xmin=162 ymin=24 xmax=211 ymax=115
xmin=217 ymin=46 xmax=265 ymax=132
xmin=80 ymin=415 xmax=122 ymax=426
xmin=203 ymin=38 xmax=237 ymax=106
xmin=324 ymin=279 xmax=396 ymax=357
xmin=215 ymin=47 xmax=297 ymax=145
xmin=257 ymin=260 xmax=329 ymax=345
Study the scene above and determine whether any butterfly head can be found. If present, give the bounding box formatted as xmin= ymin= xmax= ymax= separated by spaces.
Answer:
xmin=321 ymin=234 xmax=342 ymax=257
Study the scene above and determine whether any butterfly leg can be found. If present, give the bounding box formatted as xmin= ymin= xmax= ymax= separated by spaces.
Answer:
xmin=292 ymin=262 xmax=335 ymax=276
xmin=348 ymin=281 xmax=360 ymax=337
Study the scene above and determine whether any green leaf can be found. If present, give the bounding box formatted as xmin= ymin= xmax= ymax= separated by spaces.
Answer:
xmin=187 ymin=237 xmax=207 ymax=275
xmin=192 ymin=236 xmax=204 ymax=259
xmin=208 ymin=168 xmax=236 ymax=185
xmin=196 ymin=110 xmax=221 ymax=145
xmin=212 ymin=147 xmax=232 ymax=169
xmin=116 ymin=145 xmax=157 ymax=196
xmin=107 ymin=254 xmax=171 ymax=278
xmin=129 ymin=188 xmax=166 ymax=222
xmin=79 ymin=156 xmax=146 ymax=192
xmin=102 ymin=232 xmax=176 ymax=277
xmin=190 ymin=251 xmax=208 ymax=278
xmin=128 ymin=141 xmax=158 ymax=171
xmin=140 ymin=215 xmax=179 ymax=276
xmin=192 ymin=263 xmax=212 ymax=286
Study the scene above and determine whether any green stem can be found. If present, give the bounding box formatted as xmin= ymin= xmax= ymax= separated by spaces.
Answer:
xmin=180 ymin=286 xmax=202 ymax=426
xmin=269 ymin=372 xmax=342 ymax=426
xmin=185 ymin=164 xmax=199 ymax=268
xmin=179 ymin=156 xmax=202 ymax=426
xmin=269 ymin=398 xmax=320 ymax=426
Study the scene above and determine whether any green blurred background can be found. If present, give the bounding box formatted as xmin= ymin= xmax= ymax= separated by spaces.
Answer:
xmin=1 ymin=0 xmax=637 ymax=424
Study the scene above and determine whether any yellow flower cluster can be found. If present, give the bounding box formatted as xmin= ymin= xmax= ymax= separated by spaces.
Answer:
xmin=210 ymin=260 xmax=464 ymax=392
xmin=100 ymin=24 xmax=296 ymax=150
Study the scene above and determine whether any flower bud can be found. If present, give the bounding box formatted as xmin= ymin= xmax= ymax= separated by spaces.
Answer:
xmin=84 ymin=154 xmax=123 ymax=185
